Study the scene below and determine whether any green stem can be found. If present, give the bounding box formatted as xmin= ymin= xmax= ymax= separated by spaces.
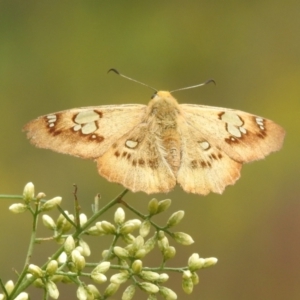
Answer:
xmin=10 ymin=202 xmax=41 ymax=299
xmin=123 ymin=200 xmax=174 ymax=235
xmin=0 ymin=278 xmax=8 ymax=298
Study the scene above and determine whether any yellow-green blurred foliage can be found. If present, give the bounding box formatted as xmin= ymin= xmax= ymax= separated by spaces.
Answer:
xmin=0 ymin=1 xmax=299 ymax=299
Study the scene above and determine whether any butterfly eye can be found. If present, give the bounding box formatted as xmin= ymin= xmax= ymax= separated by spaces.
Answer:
xmin=151 ymin=92 xmax=158 ymax=99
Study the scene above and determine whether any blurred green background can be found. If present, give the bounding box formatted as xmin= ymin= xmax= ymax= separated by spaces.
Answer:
xmin=0 ymin=1 xmax=299 ymax=299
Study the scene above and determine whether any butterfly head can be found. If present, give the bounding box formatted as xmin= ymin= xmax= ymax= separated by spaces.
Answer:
xmin=150 ymin=91 xmax=176 ymax=101
xmin=148 ymin=91 xmax=180 ymax=119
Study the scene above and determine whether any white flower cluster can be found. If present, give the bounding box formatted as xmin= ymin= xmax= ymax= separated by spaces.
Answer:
xmin=3 ymin=183 xmax=218 ymax=300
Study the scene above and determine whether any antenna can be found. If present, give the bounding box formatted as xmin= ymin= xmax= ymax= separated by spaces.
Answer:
xmin=108 ymin=69 xmax=157 ymax=92
xmin=170 ymin=79 xmax=216 ymax=93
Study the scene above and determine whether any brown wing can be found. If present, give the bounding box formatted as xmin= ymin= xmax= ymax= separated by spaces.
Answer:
xmin=176 ymin=104 xmax=285 ymax=195
xmin=180 ymin=104 xmax=285 ymax=163
xmin=23 ymin=104 xmax=147 ymax=159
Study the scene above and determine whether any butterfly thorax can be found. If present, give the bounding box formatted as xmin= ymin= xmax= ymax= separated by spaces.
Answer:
xmin=148 ymin=91 xmax=179 ymax=122
xmin=147 ymin=91 xmax=181 ymax=174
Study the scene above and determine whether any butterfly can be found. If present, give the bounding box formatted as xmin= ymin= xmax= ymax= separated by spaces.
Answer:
xmin=23 ymin=71 xmax=285 ymax=195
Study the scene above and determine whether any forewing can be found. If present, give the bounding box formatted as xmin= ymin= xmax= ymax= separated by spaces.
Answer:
xmin=23 ymin=104 xmax=147 ymax=159
xmin=179 ymin=104 xmax=285 ymax=163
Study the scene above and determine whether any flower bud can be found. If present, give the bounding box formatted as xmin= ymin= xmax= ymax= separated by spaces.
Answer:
xmin=86 ymin=225 xmax=103 ymax=236
xmin=64 ymin=236 xmax=75 ymax=253
xmin=191 ymin=272 xmax=199 ymax=285
xmin=120 ymin=222 xmax=136 ymax=234
xmin=79 ymin=239 xmax=91 ymax=257
xmin=51 ymin=275 xmax=64 ymax=283
xmin=60 ymin=215 xmax=74 ymax=233
xmin=95 ymin=222 xmax=105 ymax=233
xmin=46 ymin=260 xmax=58 ymax=275
xmin=104 ymin=283 xmax=120 ymax=297
xmin=157 ymin=231 xmax=165 ymax=239
xmin=128 ymin=219 xmax=142 ymax=229
xmin=188 ymin=253 xmax=205 ymax=271
xmin=182 ymin=277 xmax=193 ymax=294
xmin=122 ymin=285 xmax=136 ymax=300
xmin=148 ymin=198 xmax=158 ymax=215
xmin=9 ymin=203 xmax=27 ymax=214
xmin=33 ymin=278 xmax=44 ymax=288
xmin=28 ymin=264 xmax=43 ymax=278
xmin=159 ymin=286 xmax=177 ymax=299
xmin=42 ymin=215 xmax=56 ymax=230
xmin=101 ymin=221 xmax=116 ymax=234
xmin=158 ymin=236 xmax=169 ymax=252
xmin=133 ymin=235 xmax=144 ymax=249
xmin=71 ymin=249 xmax=85 ymax=271
xmin=143 ymin=235 xmax=157 ymax=254
xmin=76 ymin=246 xmax=84 ymax=256
xmin=135 ymin=248 xmax=146 ymax=259
xmin=110 ymin=272 xmax=129 ymax=284
xmin=131 ymin=260 xmax=142 ymax=274
xmin=182 ymin=270 xmax=192 ymax=279
xmin=139 ymin=219 xmax=151 ymax=237
xmin=5 ymin=280 xmax=14 ymax=295
xmin=167 ymin=211 xmax=185 ymax=227
xmin=56 ymin=211 xmax=69 ymax=229
xmin=36 ymin=192 xmax=46 ymax=200
xmin=41 ymin=197 xmax=62 ymax=211
xmin=157 ymin=273 xmax=169 ymax=283
xmin=163 ymin=246 xmax=176 ymax=260
xmin=203 ymin=257 xmax=218 ymax=268
xmin=46 ymin=280 xmax=59 ymax=299
xmin=139 ymin=282 xmax=159 ymax=294
xmin=79 ymin=214 xmax=87 ymax=226
xmin=102 ymin=249 xmax=111 ymax=259
xmin=57 ymin=252 xmax=67 ymax=264
xmin=14 ymin=292 xmax=29 ymax=300
xmin=114 ymin=207 xmax=125 ymax=224
xmin=173 ymin=232 xmax=194 ymax=245
xmin=140 ymin=271 xmax=160 ymax=282
xmin=23 ymin=182 xmax=34 ymax=201
xmin=91 ymin=272 xmax=107 ymax=284
xmin=92 ymin=261 xmax=110 ymax=274
xmin=77 ymin=286 xmax=92 ymax=300
xmin=157 ymin=199 xmax=171 ymax=213
xmin=87 ymin=284 xmax=101 ymax=298
xmin=113 ymin=246 xmax=129 ymax=259
xmin=122 ymin=233 xmax=136 ymax=244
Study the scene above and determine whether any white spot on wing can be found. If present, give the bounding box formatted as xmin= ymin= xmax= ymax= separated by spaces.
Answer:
xmin=75 ymin=110 xmax=100 ymax=124
xmin=81 ymin=122 xmax=97 ymax=134
xmin=221 ymin=112 xmax=243 ymax=126
xmin=255 ymin=117 xmax=265 ymax=130
xmin=125 ymin=140 xmax=138 ymax=149
xmin=227 ymin=124 xmax=242 ymax=138
xmin=73 ymin=124 xmax=82 ymax=131
xmin=199 ymin=141 xmax=210 ymax=150
xmin=239 ymin=127 xmax=247 ymax=134
xmin=47 ymin=115 xmax=57 ymax=120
